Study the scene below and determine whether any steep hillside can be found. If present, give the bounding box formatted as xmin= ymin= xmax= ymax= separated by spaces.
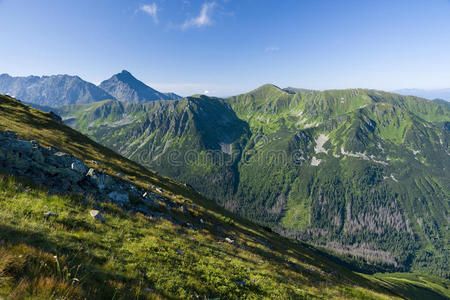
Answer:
xmin=4 ymin=94 xmax=445 ymax=299
xmin=0 ymin=74 xmax=114 ymax=106
xmin=99 ymin=70 xmax=181 ymax=103
xmin=55 ymin=87 xmax=450 ymax=278
xmin=56 ymin=95 xmax=250 ymax=202
xmin=228 ymin=87 xmax=450 ymax=276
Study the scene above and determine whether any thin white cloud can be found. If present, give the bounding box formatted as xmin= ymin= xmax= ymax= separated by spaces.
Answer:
xmin=140 ymin=3 xmax=158 ymax=23
xmin=182 ymin=2 xmax=216 ymax=29
xmin=265 ymin=46 xmax=280 ymax=52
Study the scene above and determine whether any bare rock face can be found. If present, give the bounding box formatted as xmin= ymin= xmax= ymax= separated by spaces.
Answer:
xmin=108 ymin=191 xmax=130 ymax=205
xmin=71 ymin=159 xmax=88 ymax=174
xmin=98 ymin=70 xmax=181 ymax=103
xmin=0 ymin=130 xmax=173 ymax=218
xmin=86 ymin=168 xmax=114 ymax=190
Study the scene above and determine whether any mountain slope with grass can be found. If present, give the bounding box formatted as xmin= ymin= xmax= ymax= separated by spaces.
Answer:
xmin=55 ymin=86 xmax=450 ymax=279
xmin=228 ymin=86 xmax=450 ymax=277
xmin=4 ymin=94 xmax=446 ymax=299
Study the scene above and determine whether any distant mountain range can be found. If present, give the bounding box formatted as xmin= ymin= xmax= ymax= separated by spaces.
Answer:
xmin=0 ymin=71 xmax=181 ymax=106
xmin=0 ymin=74 xmax=113 ymax=107
xmin=394 ymin=88 xmax=450 ymax=101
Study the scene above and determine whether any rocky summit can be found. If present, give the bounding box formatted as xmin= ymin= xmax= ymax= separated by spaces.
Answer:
xmin=98 ymin=70 xmax=181 ymax=103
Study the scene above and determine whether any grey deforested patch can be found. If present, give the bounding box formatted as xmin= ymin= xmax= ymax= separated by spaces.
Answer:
xmin=325 ymin=241 xmax=398 ymax=267
xmin=341 ymin=146 xmax=389 ymax=165
xmin=314 ymin=134 xmax=329 ymax=154
xmin=311 ymin=157 xmax=321 ymax=166
xmin=390 ymin=174 xmax=398 ymax=182
xmin=341 ymin=146 xmax=369 ymax=160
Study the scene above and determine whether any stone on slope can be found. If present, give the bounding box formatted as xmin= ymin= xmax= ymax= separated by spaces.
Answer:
xmin=108 ymin=191 xmax=130 ymax=205
xmin=89 ymin=210 xmax=105 ymax=222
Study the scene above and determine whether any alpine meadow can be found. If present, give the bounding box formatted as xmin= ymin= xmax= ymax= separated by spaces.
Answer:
xmin=0 ymin=0 xmax=449 ymax=299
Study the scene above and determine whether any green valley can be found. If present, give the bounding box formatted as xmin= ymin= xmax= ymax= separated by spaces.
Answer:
xmin=3 ymin=95 xmax=448 ymax=299
xmin=55 ymin=85 xmax=450 ymax=279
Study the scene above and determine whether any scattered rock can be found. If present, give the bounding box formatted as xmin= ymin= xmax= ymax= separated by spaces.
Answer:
xmin=71 ymin=159 xmax=87 ymax=174
xmin=89 ymin=210 xmax=105 ymax=222
xmin=108 ymin=191 xmax=130 ymax=205
xmin=225 ymin=237 xmax=234 ymax=244
xmin=43 ymin=211 xmax=58 ymax=218
xmin=0 ymin=131 xmax=179 ymax=228
xmin=86 ymin=168 xmax=113 ymax=190
xmin=54 ymin=151 xmax=69 ymax=157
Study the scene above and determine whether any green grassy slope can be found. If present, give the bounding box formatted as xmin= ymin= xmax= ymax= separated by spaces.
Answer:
xmin=0 ymin=94 xmax=434 ymax=299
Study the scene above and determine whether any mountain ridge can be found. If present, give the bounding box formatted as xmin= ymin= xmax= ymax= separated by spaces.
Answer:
xmin=0 ymin=73 xmax=114 ymax=106
xmin=98 ymin=70 xmax=181 ymax=103
xmin=0 ymin=71 xmax=181 ymax=107
xmin=3 ymin=93 xmax=444 ymax=299
xmin=55 ymin=85 xmax=450 ymax=278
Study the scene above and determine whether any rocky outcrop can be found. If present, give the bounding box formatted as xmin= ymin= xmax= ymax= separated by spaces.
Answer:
xmin=0 ymin=130 xmax=173 ymax=215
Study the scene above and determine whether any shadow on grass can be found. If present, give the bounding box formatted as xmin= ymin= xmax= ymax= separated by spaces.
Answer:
xmin=0 ymin=224 xmax=171 ymax=299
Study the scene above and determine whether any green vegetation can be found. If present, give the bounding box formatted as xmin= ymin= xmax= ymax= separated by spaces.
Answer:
xmin=369 ymin=273 xmax=450 ymax=300
xmin=54 ymin=86 xmax=450 ymax=279
xmin=3 ymin=94 xmax=436 ymax=299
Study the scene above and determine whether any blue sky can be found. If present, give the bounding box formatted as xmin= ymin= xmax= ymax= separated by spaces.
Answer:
xmin=0 ymin=0 xmax=449 ymax=96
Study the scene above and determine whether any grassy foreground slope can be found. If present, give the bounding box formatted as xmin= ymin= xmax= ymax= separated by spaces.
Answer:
xmin=1 ymin=95 xmax=439 ymax=299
